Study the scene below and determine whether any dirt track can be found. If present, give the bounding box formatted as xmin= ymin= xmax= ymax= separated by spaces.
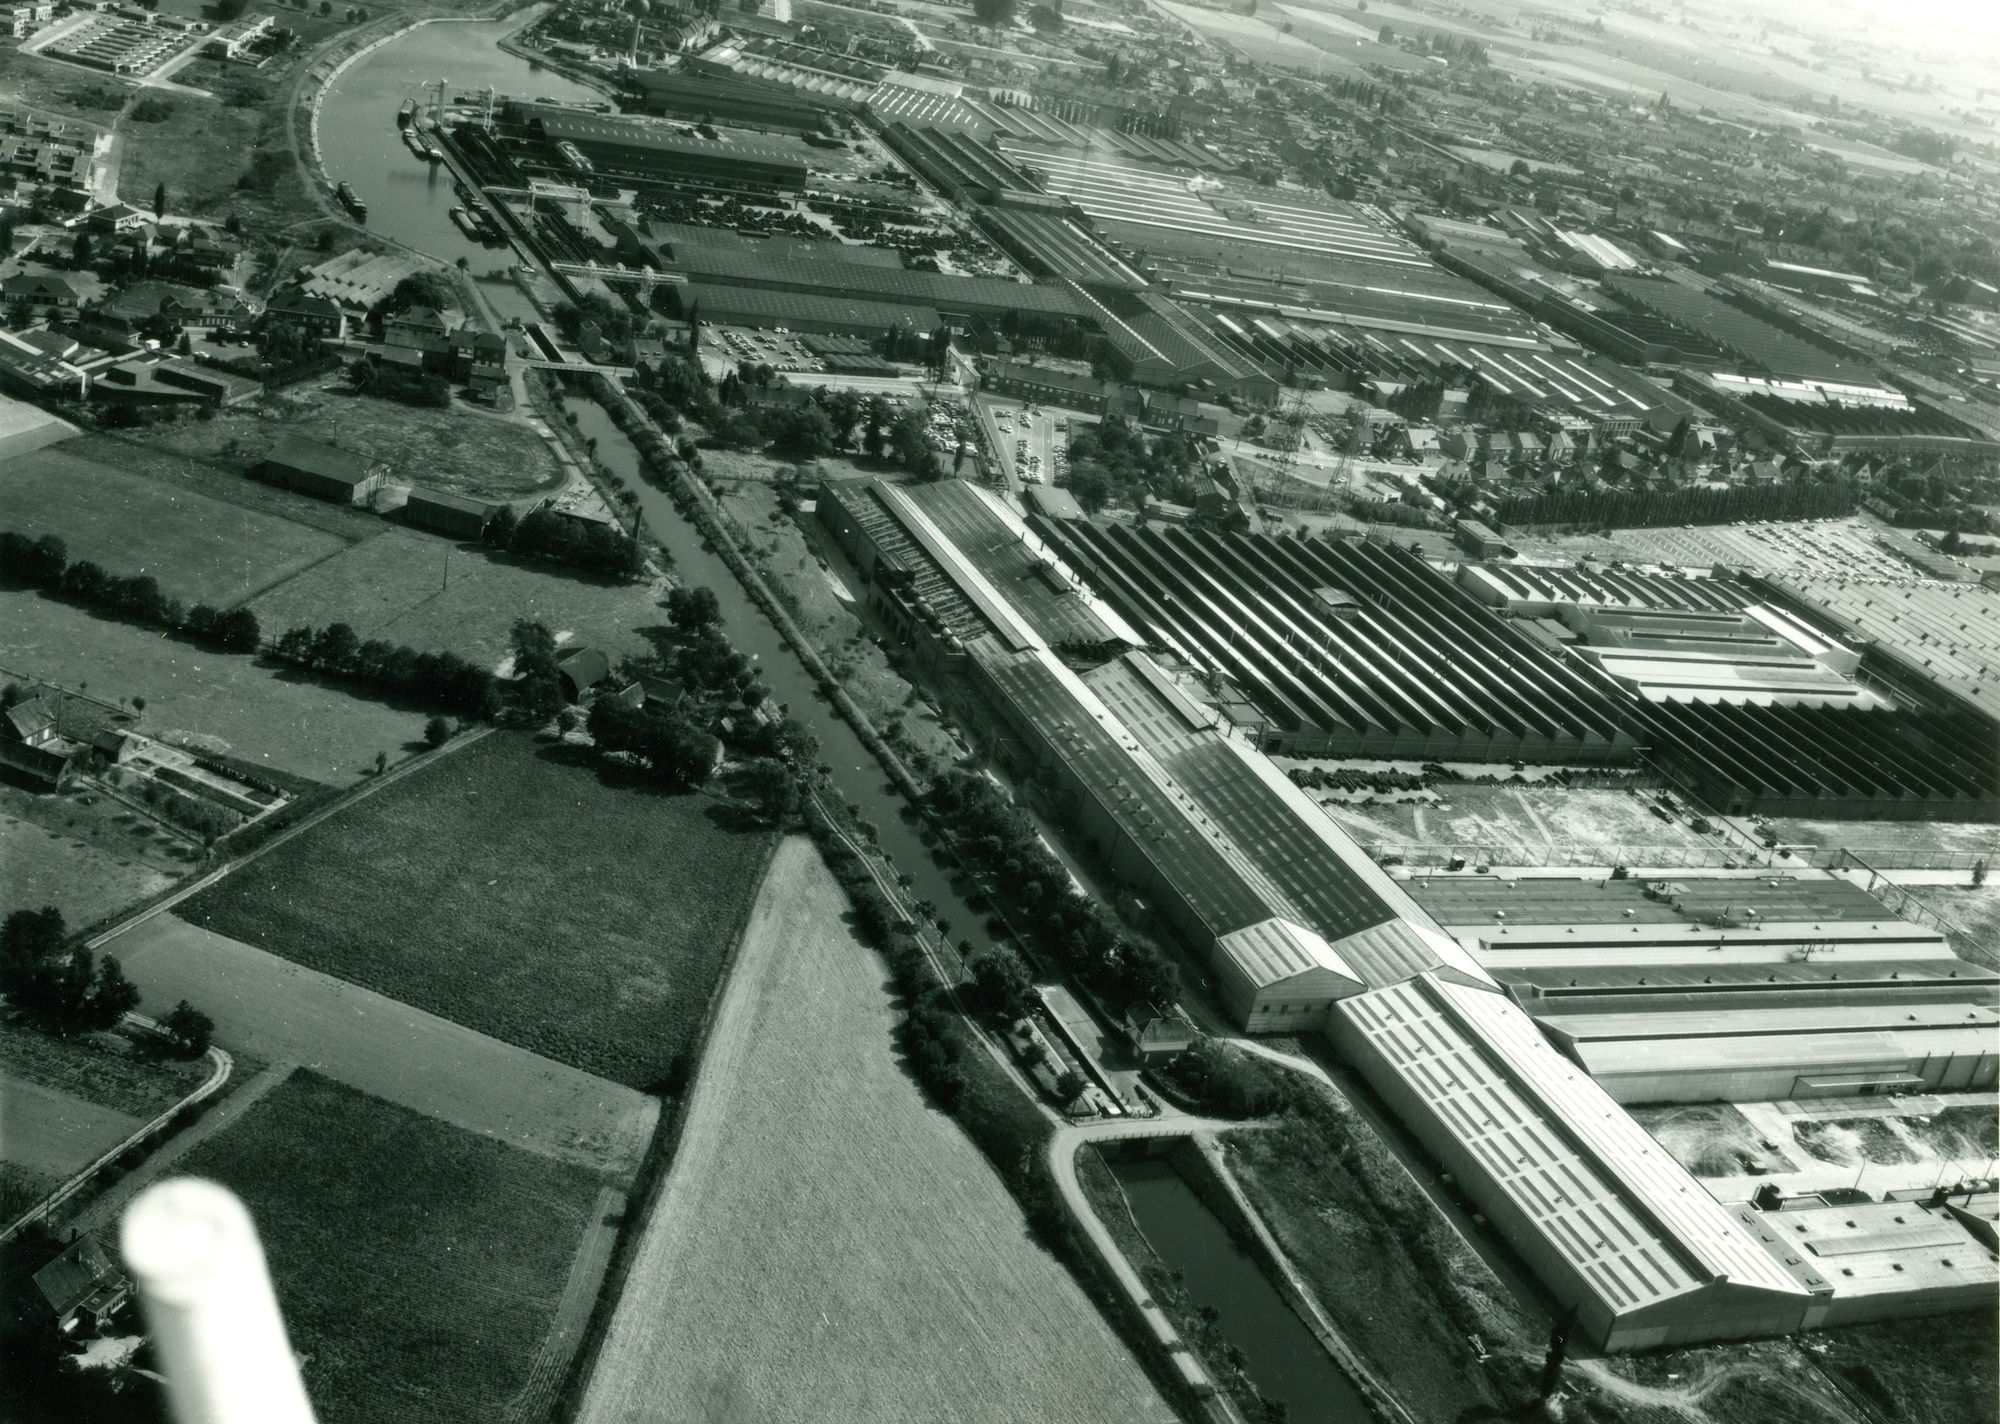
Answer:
xmin=576 ymin=837 xmax=1178 ymax=1424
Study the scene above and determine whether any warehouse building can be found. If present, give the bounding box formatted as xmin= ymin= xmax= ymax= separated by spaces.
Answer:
xmin=659 ymin=241 xmax=1088 ymax=324
xmin=1757 ymin=1202 xmax=1997 ymax=1328
xmin=400 ymin=487 xmax=502 ymax=541
xmin=666 ymin=282 xmax=940 ymax=340
xmin=626 ymin=69 xmax=833 ymax=133
xmin=508 ymin=102 xmax=809 ymax=189
xmin=258 ymin=436 xmax=388 ymax=506
xmin=1534 ymin=1002 xmax=1999 ymax=1104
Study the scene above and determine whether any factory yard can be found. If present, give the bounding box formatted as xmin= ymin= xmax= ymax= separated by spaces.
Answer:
xmin=171 ymin=1070 xmax=609 ymax=1424
xmin=0 ymin=446 xmax=350 ymax=609
xmin=1548 ymin=517 xmax=1928 ymax=583
xmin=1311 ymin=783 xmax=1718 ymax=861
xmin=577 ymin=838 xmax=1177 ymax=1424
xmin=247 ymin=527 xmax=663 ymax=673
xmin=177 ymin=731 xmax=775 ymax=1088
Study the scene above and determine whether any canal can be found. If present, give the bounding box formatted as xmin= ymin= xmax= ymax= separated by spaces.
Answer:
xmin=314 ymin=7 xmax=595 ymax=321
xmin=567 ymin=402 xmax=1000 ymax=971
xmin=1111 ymin=1156 xmax=1372 ymax=1424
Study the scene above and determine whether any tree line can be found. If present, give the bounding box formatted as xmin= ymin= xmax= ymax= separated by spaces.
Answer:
xmin=483 ymin=505 xmax=641 ymax=579
xmin=0 ymin=531 xmax=261 ymax=653
xmin=268 ymin=622 xmax=499 ymax=718
xmin=1495 ymin=477 xmax=1858 ymax=531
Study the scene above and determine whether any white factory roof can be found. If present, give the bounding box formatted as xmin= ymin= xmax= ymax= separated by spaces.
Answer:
xmin=1337 ymin=973 xmax=1817 ymax=1316
xmin=1463 ymin=919 xmax=1953 ymax=967
xmin=1217 ymin=917 xmax=1364 ymax=993
xmin=1539 ymin=1002 xmax=1999 ymax=1047
xmin=1573 ymin=1025 xmax=1997 ymax=1081
xmin=1762 ymin=1203 xmax=1996 ymax=1300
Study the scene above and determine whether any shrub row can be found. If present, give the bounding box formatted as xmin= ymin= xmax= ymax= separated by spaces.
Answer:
xmin=0 ymin=531 xmax=260 ymax=652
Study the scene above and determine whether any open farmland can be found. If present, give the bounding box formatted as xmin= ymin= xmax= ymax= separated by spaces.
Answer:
xmin=248 ymin=529 xmax=661 ymax=672
xmin=170 ymin=1070 xmax=605 ymax=1424
xmin=146 ymin=389 xmax=566 ymax=501
xmin=0 ymin=805 xmax=176 ymax=928
xmin=577 ymin=838 xmax=1177 ymax=1424
xmin=107 ymin=910 xmax=658 ymax=1173
xmin=178 ymin=732 xmax=774 ymax=1088
xmin=0 ymin=589 xmax=425 ymax=784
xmin=0 ymin=447 xmax=349 ymax=609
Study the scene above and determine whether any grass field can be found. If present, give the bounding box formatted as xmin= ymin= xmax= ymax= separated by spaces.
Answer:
xmin=248 ymin=528 xmax=662 ymax=672
xmin=56 ymin=433 xmax=387 ymax=543
xmin=178 ymin=732 xmax=774 ymax=1088
xmin=577 ymin=838 xmax=1177 ymax=1424
xmin=0 ymin=806 xmax=178 ymax=929
xmin=0 ymin=39 xmax=133 ymax=120
xmin=0 ymin=588 xmax=427 ymax=784
xmin=0 ymin=447 xmax=349 ymax=608
xmin=1812 ymin=1310 xmax=1999 ymax=1424
xmin=171 ymin=1069 xmax=604 ymax=1424
xmin=114 ymin=59 xmax=284 ymax=218
xmin=1928 ymin=886 xmax=2000 ymax=970
xmin=1766 ymin=818 xmax=1998 ymax=859
xmin=147 ymin=388 xmax=565 ymax=501
xmin=109 ymin=909 xmax=658 ymax=1174
xmin=1630 ymin=1103 xmax=1799 ymax=1178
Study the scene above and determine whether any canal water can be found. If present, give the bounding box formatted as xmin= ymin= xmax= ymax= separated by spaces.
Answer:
xmin=1111 ymin=1156 xmax=1371 ymax=1424
xmin=315 ymin=8 xmax=595 ymax=315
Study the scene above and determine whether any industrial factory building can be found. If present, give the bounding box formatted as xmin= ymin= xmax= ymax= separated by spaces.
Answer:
xmin=507 ymin=102 xmax=810 ymax=188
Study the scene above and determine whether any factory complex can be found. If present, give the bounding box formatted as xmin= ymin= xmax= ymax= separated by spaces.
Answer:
xmin=813 ymin=473 xmax=2000 ymax=1354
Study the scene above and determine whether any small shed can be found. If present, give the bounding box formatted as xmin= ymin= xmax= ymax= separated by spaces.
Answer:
xmin=556 ymin=647 xmax=611 ymax=703
xmin=402 ymin=487 xmax=501 ymax=541
xmin=34 ymin=1236 xmax=130 ymax=1335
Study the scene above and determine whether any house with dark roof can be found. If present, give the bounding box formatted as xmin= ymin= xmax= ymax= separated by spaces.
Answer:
xmin=258 ymin=435 xmax=388 ymax=505
xmin=93 ymin=355 xmax=260 ymax=409
xmin=263 ymin=288 xmax=346 ymax=340
xmin=448 ymin=326 xmax=507 ymax=388
xmin=2 ymin=695 xmax=77 ymax=788
xmin=33 ymin=1236 xmax=131 ymax=1335
xmin=2 ymin=271 xmax=83 ymax=313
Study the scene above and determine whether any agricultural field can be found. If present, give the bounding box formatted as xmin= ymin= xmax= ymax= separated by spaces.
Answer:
xmin=0 ymin=447 xmax=350 ymax=609
xmin=0 ymin=1020 xmax=212 ymax=1220
xmin=247 ymin=528 xmax=662 ymax=672
xmin=577 ymin=838 xmax=1177 ymax=1424
xmin=0 ymin=588 xmax=427 ymax=784
xmin=108 ymin=910 xmax=658 ymax=1174
xmin=177 ymin=731 xmax=775 ymax=1088
xmin=146 ymin=388 xmax=566 ymax=502
xmin=1154 ymin=0 xmax=1340 ymax=68
xmin=171 ymin=1070 xmax=604 ymax=1424
xmin=0 ymin=799 xmax=179 ymax=929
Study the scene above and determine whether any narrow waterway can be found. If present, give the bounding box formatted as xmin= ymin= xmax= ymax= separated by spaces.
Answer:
xmin=568 ymin=402 xmax=999 ymax=971
xmin=314 ymin=8 xmax=595 ymax=320
xmin=1111 ymin=1157 xmax=1372 ymax=1424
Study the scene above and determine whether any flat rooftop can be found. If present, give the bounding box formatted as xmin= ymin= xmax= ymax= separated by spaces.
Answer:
xmin=1409 ymin=875 xmax=1902 ymax=930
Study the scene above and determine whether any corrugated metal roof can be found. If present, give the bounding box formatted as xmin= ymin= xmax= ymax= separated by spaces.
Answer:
xmin=1575 ymin=1025 xmax=1996 ymax=1078
xmin=1216 ymin=917 xmax=1361 ymax=992
xmin=1541 ymin=1002 xmax=1998 ymax=1045
xmin=1338 ymin=974 xmax=1823 ymax=1315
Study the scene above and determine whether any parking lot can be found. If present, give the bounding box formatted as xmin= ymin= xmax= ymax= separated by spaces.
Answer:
xmin=975 ymin=394 xmax=1067 ymax=493
xmin=713 ymin=325 xmax=825 ymax=376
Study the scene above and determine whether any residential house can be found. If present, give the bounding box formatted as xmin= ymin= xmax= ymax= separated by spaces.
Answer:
xmin=1 ymin=695 xmax=75 ymax=788
xmin=263 ymin=288 xmax=347 ymax=340
xmin=2 ymin=271 xmax=84 ymax=315
xmin=382 ymin=304 xmax=456 ymax=363
xmin=32 ymin=1237 xmax=130 ymax=1336
xmin=1122 ymin=1004 xmax=1196 ymax=1065
xmin=447 ymin=326 xmax=507 ymax=389
xmin=258 ymin=434 xmax=388 ymax=505
xmin=89 ymin=281 xmax=251 ymax=340
xmin=556 ymin=647 xmax=612 ymax=703
xmin=85 ymin=201 xmax=150 ymax=234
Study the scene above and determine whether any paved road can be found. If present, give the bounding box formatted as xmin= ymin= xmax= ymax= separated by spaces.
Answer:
xmin=107 ymin=913 xmax=657 ymax=1176
xmin=0 ymin=1076 xmax=141 ymax=1177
